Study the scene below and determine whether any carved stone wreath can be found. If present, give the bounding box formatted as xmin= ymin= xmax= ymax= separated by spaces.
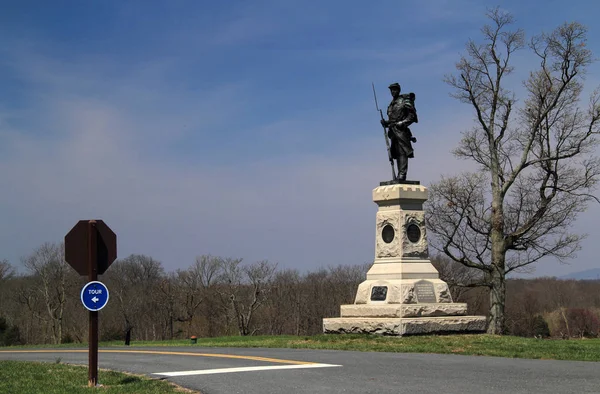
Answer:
xmin=402 ymin=213 xmax=429 ymax=259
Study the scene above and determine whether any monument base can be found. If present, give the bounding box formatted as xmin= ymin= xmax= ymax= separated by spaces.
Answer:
xmin=340 ymin=303 xmax=468 ymax=318
xmin=322 ymin=315 xmax=487 ymax=336
xmin=322 ymin=182 xmax=487 ymax=336
xmin=324 ymin=302 xmax=486 ymax=336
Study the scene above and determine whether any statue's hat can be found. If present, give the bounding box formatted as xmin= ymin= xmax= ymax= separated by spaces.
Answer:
xmin=388 ymin=82 xmax=401 ymax=90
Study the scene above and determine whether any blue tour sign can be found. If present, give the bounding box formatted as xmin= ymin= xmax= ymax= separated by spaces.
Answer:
xmin=81 ymin=281 xmax=109 ymax=312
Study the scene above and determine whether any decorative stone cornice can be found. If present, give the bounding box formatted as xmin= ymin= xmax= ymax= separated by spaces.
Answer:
xmin=373 ymin=184 xmax=428 ymax=205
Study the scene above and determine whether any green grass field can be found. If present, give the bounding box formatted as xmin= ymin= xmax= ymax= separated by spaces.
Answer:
xmin=0 ymin=360 xmax=195 ymax=393
xmin=103 ymin=334 xmax=600 ymax=361
xmin=4 ymin=334 xmax=599 ymax=362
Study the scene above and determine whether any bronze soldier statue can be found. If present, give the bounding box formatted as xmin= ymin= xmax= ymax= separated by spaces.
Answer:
xmin=380 ymin=82 xmax=418 ymax=181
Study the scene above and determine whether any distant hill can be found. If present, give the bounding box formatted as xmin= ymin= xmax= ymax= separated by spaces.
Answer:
xmin=560 ymin=268 xmax=600 ymax=280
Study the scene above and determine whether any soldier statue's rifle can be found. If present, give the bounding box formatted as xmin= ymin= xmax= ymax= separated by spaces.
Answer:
xmin=372 ymin=83 xmax=396 ymax=180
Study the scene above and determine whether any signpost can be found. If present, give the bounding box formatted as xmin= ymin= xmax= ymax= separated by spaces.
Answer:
xmin=65 ymin=220 xmax=116 ymax=387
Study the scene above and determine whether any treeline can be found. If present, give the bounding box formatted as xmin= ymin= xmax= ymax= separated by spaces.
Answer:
xmin=0 ymin=243 xmax=368 ymax=345
xmin=433 ymin=258 xmax=600 ymax=338
xmin=1 ymin=243 xmax=599 ymax=346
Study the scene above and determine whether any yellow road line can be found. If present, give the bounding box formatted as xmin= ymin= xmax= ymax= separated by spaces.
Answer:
xmin=0 ymin=349 xmax=315 ymax=365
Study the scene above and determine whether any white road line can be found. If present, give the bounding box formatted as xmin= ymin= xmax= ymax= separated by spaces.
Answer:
xmin=153 ymin=363 xmax=342 ymax=376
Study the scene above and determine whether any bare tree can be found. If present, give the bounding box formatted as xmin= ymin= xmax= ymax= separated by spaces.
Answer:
xmin=157 ymin=273 xmax=179 ymax=340
xmin=21 ymin=242 xmax=73 ymax=344
xmin=0 ymin=259 xmax=15 ymax=316
xmin=431 ymin=254 xmax=485 ymax=303
xmin=427 ymin=8 xmax=600 ymax=334
xmin=104 ymin=254 xmax=164 ymax=343
xmin=217 ymin=258 xmax=277 ymax=336
xmin=301 ymin=268 xmax=335 ymax=335
xmin=174 ymin=255 xmax=221 ymax=337
xmin=155 ymin=256 xmax=221 ymax=340
xmin=264 ymin=269 xmax=303 ymax=335
xmin=0 ymin=261 xmax=22 ymax=343
xmin=0 ymin=259 xmax=14 ymax=282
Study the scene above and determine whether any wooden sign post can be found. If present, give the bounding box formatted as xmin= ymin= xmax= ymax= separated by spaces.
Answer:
xmin=65 ymin=220 xmax=116 ymax=387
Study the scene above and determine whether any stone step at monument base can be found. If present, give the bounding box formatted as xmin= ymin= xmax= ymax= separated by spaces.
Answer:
xmin=322 ymin=316 xmax=487 ymax=336
xmin=341 ymin=303 xmax=468 ymax=318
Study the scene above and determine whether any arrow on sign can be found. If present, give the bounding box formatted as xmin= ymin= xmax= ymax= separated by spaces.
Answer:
xmin=92 ymin=296 xmax=99 ymax=303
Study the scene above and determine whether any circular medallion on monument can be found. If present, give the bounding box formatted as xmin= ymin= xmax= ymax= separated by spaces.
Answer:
xmin=382 ymin=224 xmax=395 ymax=243
xmin=406 ymin=223 xmax=421 ymax=243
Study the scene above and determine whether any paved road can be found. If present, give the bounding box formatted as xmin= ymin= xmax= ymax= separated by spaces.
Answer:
xmin=1 ymin=347 xmax=599 ymax=394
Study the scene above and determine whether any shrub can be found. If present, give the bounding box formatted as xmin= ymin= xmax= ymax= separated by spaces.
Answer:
xmin=61 ymin=333 xmax=75 ymax=344
xmin=0 ymin=323 xmax=22 ymax=346
xmin=532 ymin=315 xmax=550 ymax=338
xmin=567 ymin=308 xmax=600 ymax=338
xmin=547 ymin=308 xmax=600 ymax=338
xmin=100 ymin=326 xmax=125 ymax=342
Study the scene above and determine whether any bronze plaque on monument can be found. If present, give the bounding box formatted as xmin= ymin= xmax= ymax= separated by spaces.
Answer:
xmin=370 ymin=286 xmax=388 ymax=301
xmin=414 ymin=280 xmax=436 ymax=303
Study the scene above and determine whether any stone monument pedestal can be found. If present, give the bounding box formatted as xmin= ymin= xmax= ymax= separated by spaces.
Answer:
xmin=323 ymin=183 xmax=486 ymax=336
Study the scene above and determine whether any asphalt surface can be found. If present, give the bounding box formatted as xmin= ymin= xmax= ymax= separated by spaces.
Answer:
xmin=1 ymin=346 xmax=599 ymax=394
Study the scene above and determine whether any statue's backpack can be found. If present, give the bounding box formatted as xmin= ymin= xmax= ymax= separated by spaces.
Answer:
xmin=402 ymin=92 xmax=418 ymax=123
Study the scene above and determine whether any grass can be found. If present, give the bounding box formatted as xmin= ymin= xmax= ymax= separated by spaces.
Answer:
xmin=0 ymin=360 xmax=196 ymax=394
xmin=4 ymin=334 xmax=600 ymax=362
xmin=107 ymin=334 xmax=600 ymax=362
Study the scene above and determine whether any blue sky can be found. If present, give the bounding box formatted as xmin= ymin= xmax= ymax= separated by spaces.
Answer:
xmin=1 ymin=0 xmax=599 ymax=278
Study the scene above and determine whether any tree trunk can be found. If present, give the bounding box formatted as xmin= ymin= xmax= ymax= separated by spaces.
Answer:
xmin=124 ymin=319 xmax=133 ymax=346
xmin=124 ymin=328 xmax=131 ymax=346
xmin=487 ymin=264 xmax=506 ymax=334
xmin=488 ymin=188 xmax=507 ymax=335
xmin=56 ymin=317 xmax=62 ymax=344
